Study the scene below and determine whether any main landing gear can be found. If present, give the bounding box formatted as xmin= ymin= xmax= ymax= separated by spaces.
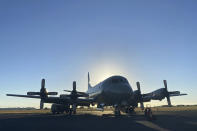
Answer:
xmin=113 ymin=106 xmax=135 ymax=116
xmin=144 ymin=107 xmax=155 ymax=120
xmin=51 ymin=104 xmax=77 ymax=115
xmin=114 ymin=106 xmax=121 ymax=116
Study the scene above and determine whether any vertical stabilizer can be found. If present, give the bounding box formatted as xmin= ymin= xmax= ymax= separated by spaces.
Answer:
xmin=88 ymin=72 xmax=92 ymax=89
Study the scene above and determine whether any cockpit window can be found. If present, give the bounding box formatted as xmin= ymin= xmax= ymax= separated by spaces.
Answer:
xmin=112 ymin=78 xmax=126 ymax=83
xmin=112 ymin=79 xmax=119 ymax=83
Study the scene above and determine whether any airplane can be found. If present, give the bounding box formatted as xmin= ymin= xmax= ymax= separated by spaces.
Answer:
xmin=7 ymin=72 xmax=187 ymax=115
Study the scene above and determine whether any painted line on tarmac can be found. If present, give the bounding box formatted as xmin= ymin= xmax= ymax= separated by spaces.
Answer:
xmin=136 ymin=120 xmax=170 ymax=131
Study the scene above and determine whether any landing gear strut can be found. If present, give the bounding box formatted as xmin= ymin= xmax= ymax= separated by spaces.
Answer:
xmin=114 ymin=106 xmax=121 ymax=116
xmin=144 ymin=107 xmax=155 ymax=120
xmin=72 ymin=104 xmax=77 ymax=114
xmin=68 ymin=104 xmax=77 ymax=115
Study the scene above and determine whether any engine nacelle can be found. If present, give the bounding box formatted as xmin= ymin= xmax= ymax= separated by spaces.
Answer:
xmin=150 ymin=88 xmax=166 ymax=100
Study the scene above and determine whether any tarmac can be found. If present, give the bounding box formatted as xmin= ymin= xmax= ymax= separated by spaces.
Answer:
xmin=0 ymin=110 xmax=197 ymax=131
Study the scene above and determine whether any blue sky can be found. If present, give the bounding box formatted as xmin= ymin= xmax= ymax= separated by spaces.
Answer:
xmin=0 ymin=0 xmax=196 ymax=108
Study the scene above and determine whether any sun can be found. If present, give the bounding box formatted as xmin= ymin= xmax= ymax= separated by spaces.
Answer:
xmin=89 ymin=60 xmax=128 ymax=85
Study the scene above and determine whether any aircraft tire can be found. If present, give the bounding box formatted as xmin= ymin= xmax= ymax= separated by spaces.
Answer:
xmin=128 ymin=107 xmax=134 ymax=114
xmin=69 ymin=110 xmax=72 ymax=115
xmin=144 ymin=108 xmax=154 ymax=120
xmin=114 ymin=110 xmax=121 ymax=116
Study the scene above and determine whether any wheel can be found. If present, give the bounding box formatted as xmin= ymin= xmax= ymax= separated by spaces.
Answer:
xmin=144 ymin=108 xmax=154 ymax=120
xmin=65 ymin=110 xmax=69 ymax=114
xmin=114 ymin=110 xmax=121 ymax=116
xmin=65 ymin=107 xmax=70 ymax=114
xmin=69 ymin=110 xmax=72 ymax=115
xmin=128 ymin=107 xmax=134 ymax=114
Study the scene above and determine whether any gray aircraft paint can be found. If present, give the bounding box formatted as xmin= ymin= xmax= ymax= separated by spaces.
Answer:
xmin=86 ymin=75 xmax=134 ymax=107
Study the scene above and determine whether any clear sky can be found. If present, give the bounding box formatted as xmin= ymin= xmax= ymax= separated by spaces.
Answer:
xmin=0 ymin=0 xmax=196 ymax=108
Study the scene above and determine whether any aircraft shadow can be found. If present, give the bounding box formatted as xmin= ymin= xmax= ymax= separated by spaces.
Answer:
xmin=0 ymin=112 xmax=196 ymax=131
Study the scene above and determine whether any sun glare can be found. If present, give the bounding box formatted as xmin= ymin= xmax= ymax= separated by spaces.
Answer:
xmin=89 ymin=60 xmax=128 ymax=85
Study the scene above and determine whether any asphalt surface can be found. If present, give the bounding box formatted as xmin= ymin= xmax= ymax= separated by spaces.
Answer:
xmin=0 ymin=110 xmax=197 ymax=131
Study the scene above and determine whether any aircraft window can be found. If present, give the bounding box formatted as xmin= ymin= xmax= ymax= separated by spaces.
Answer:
xmin=112 ymin=79 xmax=119 ymax=83
xmin=112 ymin=78 xmax=125 ymax=83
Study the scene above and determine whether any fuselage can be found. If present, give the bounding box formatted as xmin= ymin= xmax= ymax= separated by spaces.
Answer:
xmin=86 ymin=76 xmax=134 ymax=106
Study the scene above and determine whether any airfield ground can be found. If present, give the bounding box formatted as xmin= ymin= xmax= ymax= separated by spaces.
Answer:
xmin=0 ymin=107 xmax=197 ymax=131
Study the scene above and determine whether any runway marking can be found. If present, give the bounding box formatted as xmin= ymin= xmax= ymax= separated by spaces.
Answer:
xmin=136 ymin=120 xmax=170 ymax=131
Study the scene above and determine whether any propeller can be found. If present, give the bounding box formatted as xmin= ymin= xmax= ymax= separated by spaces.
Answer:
xmin=163 ymin=80 xmax=172 ymax=106
xmin=63 ymin=81 xmax=89 ymax=114
xmin=136 ymin=82 xmax=144 ymax=110
xmin=148 ymin=80 xmax=187 ymax=106
xmin=63 ymin=81 xmax=89 ymax=98
xmin=27 ymin=79 xmax=58 ymax=109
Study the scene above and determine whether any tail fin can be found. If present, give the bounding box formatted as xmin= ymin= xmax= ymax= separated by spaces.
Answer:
xmin=88 ymin=72 xmax=92 ymax=89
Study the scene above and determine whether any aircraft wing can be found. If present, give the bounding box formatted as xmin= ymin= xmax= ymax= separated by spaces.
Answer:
xmin=7 ymin=93 xmax=93 ymax=106
xmin=42 ymin=97 xmax=93 ymax=106
xmin=169 ymin=93 xmax=187 ymax=97
xmin=7 ymin=94 xmax=41 ymax=98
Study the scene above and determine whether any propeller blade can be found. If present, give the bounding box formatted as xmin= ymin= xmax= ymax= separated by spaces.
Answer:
xmin=163 ymin=80 xmax=167 ymax=90
xmin=40 ymin=100 xmax=44 ymax=109
xmin=166 ymin=96 xmax=172 ymax=106
xmin=73 ymin=81 xmax=76 ymax=91
xmin=27 ymin=92 xmax=40 ymax=95
xmin=63 ymin=90 xmax=72 ymax=92
xmin=136 ymin=82 xmax=144 ymax=110
xmin=136 ymin=82 xmax=141 ymax=93
xmin=47 ymin=92 xmax=58 ymax=95
xmin=41 ymin=79 xmax=45 ymax=89
xmin=164 ymin=80 xmax=172 ymax=106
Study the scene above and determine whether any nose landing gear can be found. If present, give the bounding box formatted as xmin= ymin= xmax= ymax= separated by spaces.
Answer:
xmin=126 ymin=107 xmax=135 ymax=114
